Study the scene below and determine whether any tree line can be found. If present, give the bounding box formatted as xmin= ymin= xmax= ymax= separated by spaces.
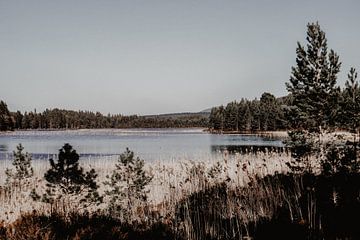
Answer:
xmin=209 ymin=70 xmax=359 ymax=133
xmin=0 ymin=105 xmax=208 ymax=130
xmin=209 ymin=93 xmax=290 ymax=132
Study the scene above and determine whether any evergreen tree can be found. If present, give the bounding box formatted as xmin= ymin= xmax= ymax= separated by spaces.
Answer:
xmin=21 ymin=112 xmax=30 ymax=129
xmin=259 ymin=92 xmax=278 ymax=130
xmin=250 ymin=100 xmax=261 ymax=131
xmin=33 ymin=143 xmax=101 ymax=213
xmin=5 ymin=144 xmax=34 ymax=189
xmin=104 ymin=148 xmax=153 ymax=221
xmin=285 ymin=22 xmax=342 ymax=173
xmin=237 ymin=99 xmax=252 ymax=131
xmin=329 ymin=67 xmax=360 ymax=174
xmin=224 ymin=102 xmax=238 ymax=131
xmin=286 ymin=22 xmax=341 ymax=132
xmin=341 ymin=67 xmax=360 ymax=132
xmin=209 ymin=106 xmax=225 ymax=131
xmin=0 ymin=100 xmax=14 ymax=131
xmin=13 ymin=111 xmax=23 ymax=129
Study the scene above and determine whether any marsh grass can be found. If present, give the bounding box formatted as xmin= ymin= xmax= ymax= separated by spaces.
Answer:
xmin=0 ymin=149 xmax=290 ymax=222
xmin=1 ymin=147 xmax=359 ymax=239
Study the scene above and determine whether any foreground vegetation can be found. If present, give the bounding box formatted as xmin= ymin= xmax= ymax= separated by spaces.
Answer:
xmin=0 ymin=146 xmax=359 ymax=239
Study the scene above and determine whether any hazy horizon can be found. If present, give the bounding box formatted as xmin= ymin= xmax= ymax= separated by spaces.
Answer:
xmin=1 ymin=0 xmax=360 ymax=115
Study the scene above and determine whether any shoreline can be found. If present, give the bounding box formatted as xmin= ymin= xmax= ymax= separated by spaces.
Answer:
xmin=205 ymin=129 xmax=289 ymax=138
xmin=1 ymin=128 xmax=290 ymax=139
xmin=0 ymin=127 xmax=208 ymax=133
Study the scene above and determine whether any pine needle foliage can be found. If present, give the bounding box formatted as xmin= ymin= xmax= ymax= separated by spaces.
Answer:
xmin=104 ymin=148 xmax=153 ymax=221
xmin=286 ymin=22 xmax=341 ymax=132
xmin=5 ymin=144 xmax=34 ymax=188
xmin=32 ymin=143 xmax=101 ymax=212
xmin=285 ymin=22 xmax=343 ymax=173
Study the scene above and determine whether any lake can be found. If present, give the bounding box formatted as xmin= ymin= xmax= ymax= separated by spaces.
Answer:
xmin=0 ymin=129 xmax=284 ymax=161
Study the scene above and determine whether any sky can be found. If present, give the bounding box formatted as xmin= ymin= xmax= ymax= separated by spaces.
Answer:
xmin=1 ymin=0 xmax=360 ymax=115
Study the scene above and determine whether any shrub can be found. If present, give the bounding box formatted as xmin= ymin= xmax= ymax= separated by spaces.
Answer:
xmin=32 ymin=143 xmax=101 ymax=214
xmin=104 ymin=148 xmax=153 ymax=221
xmin=5 ymin=144 xmax=34 ymax=190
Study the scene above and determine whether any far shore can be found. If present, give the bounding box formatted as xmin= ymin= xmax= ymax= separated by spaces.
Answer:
xmin=2 ymin=129 xmax=357 ymax=142
xmin=0 ymin=127 xmax=207 ymax=133
xmin=206 ymin=129 xmax=359 ymax=141
xmin=206 ymin=129 xmax=289 ymax=138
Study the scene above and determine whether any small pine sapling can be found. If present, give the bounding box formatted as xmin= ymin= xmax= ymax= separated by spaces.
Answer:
xmin=104 ymin=148 xmax=153 ymax=221
xmin=5 ymin=143 xmax=34 ymax=191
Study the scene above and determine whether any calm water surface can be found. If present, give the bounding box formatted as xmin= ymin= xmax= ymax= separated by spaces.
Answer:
xmin=0 ymin=129 xmax=284 ymax=161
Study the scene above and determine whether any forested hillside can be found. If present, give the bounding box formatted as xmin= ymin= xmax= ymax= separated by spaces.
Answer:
xmin=0 ymin=105 xmax=208 ymax=130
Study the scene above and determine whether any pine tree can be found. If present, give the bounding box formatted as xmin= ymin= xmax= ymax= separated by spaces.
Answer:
xmin=250 ymin=100 xmax=261 ymax=131
xmin=5 ymin=144 xmax=34 ymax=190
xmin=32 ymin=143 xmax=101 ymax=213
xmin=0 ymin=100 xmax=14 ymax=131
xmin=329 ymin=67 xmax=360 ymax=174
xmin=209 ymin=106 xmax=225 ymax=131
xmin=285 ymin=22 xmax=342 ymax=173
xmin=259 ymin=92 xmax=278 ymax=131
xmin=286 ymin=22 xmax=341 ymax=132
xmin=224 ymin=102 xmax=238 ymax=131
xmin=13 ymin=111 xmax=23 ymax=129
xmin=341 ymin=67 xmax=360 ymax=132
xmin=104 ymin=148 xmax=153 ymax=221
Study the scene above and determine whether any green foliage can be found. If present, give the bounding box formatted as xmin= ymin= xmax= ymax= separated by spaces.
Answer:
xmin=338 ymin=67 xmax=360 ymax=132
xmin=209 ymin=106 xmax=225 ymax=131
xmin=283 ymin=22 xmax=358 ymax=174
xmin=10 ymin=108 xmax=208 ymax=130
xmin=286 ymin=22 xmax=341 ymax=132
xmin=104 ymin=148 xmax=153 ymax=221
xmin=33 ymin=143 xmax=101 ymax=211
xmin=322 ymin=142 xmax=360 ymax=175
xmin=0 ymin=100 xmax=14 ymax=131
xmin=5 ymin=144 xmax=34 ymax=188
xmin=209 ymin=94 xmax=288 ymax=132
xmin=224 ymin=102 xmax=239 ymax=131
xmin=285 ymin=130 xmax=317 ymax=173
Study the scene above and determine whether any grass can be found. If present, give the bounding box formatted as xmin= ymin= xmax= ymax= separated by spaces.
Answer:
xmin=1 ymin=148 xmax=359 ymax=239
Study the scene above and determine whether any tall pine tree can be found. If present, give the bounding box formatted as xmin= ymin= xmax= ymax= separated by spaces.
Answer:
xmin=286 ymin=22 xmax=341 ymax=132
xmin=341 ymin=67 xmax=360 ymax=133
xmin=285 ymin=22 xmax=341 ymax=173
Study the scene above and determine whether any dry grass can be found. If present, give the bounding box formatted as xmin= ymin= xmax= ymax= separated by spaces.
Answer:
xmin=1 ymin=146 xmax=359 ymax=240
xmin=0 ymin=150 xmax=292 ymax=224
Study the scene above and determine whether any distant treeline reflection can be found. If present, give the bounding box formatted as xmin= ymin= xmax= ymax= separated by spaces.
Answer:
xmin=211 ymin=145 xmax=288 ymax=154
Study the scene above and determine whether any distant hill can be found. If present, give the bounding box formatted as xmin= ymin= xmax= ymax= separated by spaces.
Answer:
xmin=200 ymin=108 xmax=212 ymax=113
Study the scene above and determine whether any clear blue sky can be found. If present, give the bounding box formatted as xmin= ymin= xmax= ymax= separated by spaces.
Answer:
xmin=1 ymin=0 xmax=360 ymax=115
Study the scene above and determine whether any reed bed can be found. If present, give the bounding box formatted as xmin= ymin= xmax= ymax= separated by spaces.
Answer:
xmin=0 ymin=150 xmax=291 ymax=224
xmin=2 ymin=147 xmax=357 ymax=239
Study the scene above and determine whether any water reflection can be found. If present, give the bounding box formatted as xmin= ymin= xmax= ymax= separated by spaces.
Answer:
xmin=0 ymin=152 xmax=117 ymax=161
xmin=0 ymin=144 xmax=8 ymax=152
xmin=0 ymin=130 xmax=286 ymax=161
xmin=211 ymin=145 xmax=288 ymax=155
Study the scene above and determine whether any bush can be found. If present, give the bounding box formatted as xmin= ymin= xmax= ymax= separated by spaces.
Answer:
xmin=104 ymin=148 xmax=153 ymax=221
xmin=5 ymin=144 xmax=34 ymax=190
xmin=32 ymin=143 xmax=101 ymax=214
